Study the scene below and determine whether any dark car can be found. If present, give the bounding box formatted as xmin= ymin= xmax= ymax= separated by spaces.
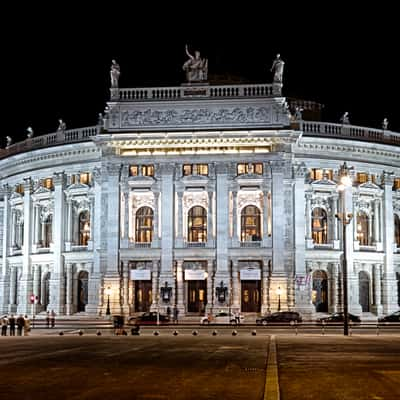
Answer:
xmin=378 ymin=310 xmax=400 ymax=323
xmin=133 ymin=312 xmax=170 ymax=326
xmin=256 ymin=311 xmax=302 ymax=325
xmin=317 ymin=312 xmax=361 ymax=324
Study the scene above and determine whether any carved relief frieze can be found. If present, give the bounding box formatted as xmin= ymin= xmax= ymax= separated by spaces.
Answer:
xmin=237 ymin=190 xmax=263 ymax=210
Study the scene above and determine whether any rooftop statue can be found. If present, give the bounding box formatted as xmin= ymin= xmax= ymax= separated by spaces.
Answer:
xmin=270 ymin=54 xmax=285 ymax=83
xmin=110 ymin=59 xmax=121 ymax=88
xmin=57 ymin=119 xmax=66 ymax=132
xmin=382 ymin=118 xmax=389 ymax=130
xmin=183 ymin=44 xmax=208 ymax=83
xmin=6 ymin=136 xmax=12 ymax=147
xmin=340 ymin=112 xmax=350 ymax=125
xmin=27 ymin=126 xmax=34 ymax=138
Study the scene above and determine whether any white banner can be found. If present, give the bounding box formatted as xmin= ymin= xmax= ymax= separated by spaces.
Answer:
xmin=184 ymin=270 xmax=206 ymax=280
xmin=130 ymin=269 xmax=151 ymax=280
xmin=240 ymin=269 xmax=261 ymax=280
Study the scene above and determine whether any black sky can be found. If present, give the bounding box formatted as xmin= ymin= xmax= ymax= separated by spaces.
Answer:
xmin=3 ymin=4 xmax=399 ymax=146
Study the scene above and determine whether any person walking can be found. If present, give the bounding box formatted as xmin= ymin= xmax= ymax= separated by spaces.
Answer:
xmin=8 ymin=315 xmax=16 ymax=336
xmin=16 ymin=315 xmax=25 ymax=336
xmin=173 ymin=306 xmax=179 ymax=324
xmin=24 ymin=315 xmax=31 ymax=336
xmin=50 ymin=310 xmax=56 ymax=328
xmin=1 ymin=316 xmax=8 ymax=336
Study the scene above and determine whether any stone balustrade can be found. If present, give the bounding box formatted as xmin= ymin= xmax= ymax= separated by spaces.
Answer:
xmin=299 ymin=120 xmax=400 ymax=146
xmin=114 ymin=83 xmax=274 ymax=101
xmin=0 ymin=125 xmax=100 ymax=160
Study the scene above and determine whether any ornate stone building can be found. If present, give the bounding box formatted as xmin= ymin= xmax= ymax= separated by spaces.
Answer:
xmin=0 ymin=67 xmax=399 ymax=320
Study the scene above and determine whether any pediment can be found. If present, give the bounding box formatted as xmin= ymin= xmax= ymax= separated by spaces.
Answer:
xmin=358 ymin=181 xmax=380 ymax=190
xmin=33 ymin=186 xmax=51 ymax=196
xmin=312 ymin=178 xmax=336 ymax=187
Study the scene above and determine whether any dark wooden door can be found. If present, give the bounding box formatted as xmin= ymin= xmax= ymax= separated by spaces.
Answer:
xmin=241 ymin=280 xmax=261 ymax=312
xmin=359 ymin=271 xmax=370 ymax=312
xmin=135 ymin=280 xmax=152 ymax=312
xmin=187 ymin=280 xmax=207 ymax=314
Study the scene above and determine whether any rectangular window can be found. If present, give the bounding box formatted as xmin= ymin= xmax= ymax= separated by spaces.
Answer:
xmin=15 ymin=184 xmax=24 ymax=194
xmin=310 ymin=169 xmax=323 ymax=181
xmin=44 ymin=178 xmax=53 ymax=190
xmin=393 ymin=178 xmax=400 ymax=190
xmin=80 ymin=172 xmax=91 ymax=185
xmin=183 ymin=165 xmax=193 ymax=176
xmin=357 ymin=173 xmax=368 ymax=184
xmin=129 ymin=165 xmax=139 ymax=176
xmin=197 ymin=164 xmax=208 ymax=176
xmin=253 ymin=163 xmax=263 ymax=175
xmin=141 ymin=165 xmax=154 ymax=177
xmin=237 ymin=163 xmax=247 ymax=175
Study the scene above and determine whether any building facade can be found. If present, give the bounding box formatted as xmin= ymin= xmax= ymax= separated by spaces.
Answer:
xmin=0 ymin=78 xmax=399 ymax=320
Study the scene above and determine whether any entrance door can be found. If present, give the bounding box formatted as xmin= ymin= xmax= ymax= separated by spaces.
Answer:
xmin=359 ymin=271 xmax=370 ymax=312
xmin=312 ymin=270 xmax=328 ymax=312
xmin=77 ymin=271 xmax=88 ymax=312
xmin=397 ymin=272 xmax=400 ymax=307
xmin=241 ymin=280 xmax=261 ymax=312
xmin=135 ymin=280 xmax=152 ymax=312
xmin=187 ymin=280 xmax=207 ymax=314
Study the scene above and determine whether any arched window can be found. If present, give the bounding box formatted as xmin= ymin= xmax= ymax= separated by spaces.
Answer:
xmin=79 ymin=211 xmax=90 ymax=246
xmin=241 ymin=205 xmax=261 ymax=241
xmin=135 ymin=207 xmax=153 ymax=243
xmin=312 ymin=207 xmax=328 ymax=244
xmin=188 ymin=206 xmax=207 ymax=242
xmin=394 ymin=214 xmax=400 ymax=247
xmin=357 ymin=212 xmax=370 ymax=245
xmin=43 ymin=214 xmax=52 ymax=248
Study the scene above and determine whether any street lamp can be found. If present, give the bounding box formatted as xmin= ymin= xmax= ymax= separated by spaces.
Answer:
xmin=105 ymin=286 xmax=112 ymax=316
xmin=276 ymin=286 xmax=282 ymax=311
xmin=337 ymin=162 xmax=353 ymax=336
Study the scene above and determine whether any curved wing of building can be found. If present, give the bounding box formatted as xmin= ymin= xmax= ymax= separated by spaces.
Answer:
xmin=0 ymin=77 xmax=399 ymax=321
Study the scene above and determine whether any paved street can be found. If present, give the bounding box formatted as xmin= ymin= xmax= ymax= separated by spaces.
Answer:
xmin=0 ymin=334 xmax=399 ymax=399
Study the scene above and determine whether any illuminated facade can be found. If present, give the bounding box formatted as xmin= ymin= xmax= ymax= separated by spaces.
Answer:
xmin=0 ymin=78 xmax=399 ymax=320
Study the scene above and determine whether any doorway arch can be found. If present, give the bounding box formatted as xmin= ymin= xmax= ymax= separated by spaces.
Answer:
xmin=359 ymin=271 xmax=370 ymax=312
xmin=77 ymin=271 xmax=89 ymax=312
xmin=312 ymin=270 xmax=328 ymax=312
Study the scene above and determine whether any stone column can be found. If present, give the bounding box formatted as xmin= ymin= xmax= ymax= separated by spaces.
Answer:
xmin=65 ymin=263 xmax=73 ymax=315
xmin=47 ymin=172 xmax=66 ymax=315
xmin=373 ymin=199 xmax=380 ymax=245
xmin=176 ymin=260 xmax=185 ymax=313
xmin=262 ymin=190 xmax=269 ymax=246
xmin=176 ymin=191 xmax=183 ymax=246
xmin=18 ymin=178 xmax=33 ymax=315
xmin=261 ymin=259 xmax=270 ymax=314
xmin=305 ymin=192 xmax=313 ymax=247
xmin=381 ymin=172 xmax=397 ymax=314
xmin=122 ymin=266 xmax=129 ymax=313
xmin=206 ymin=260 xmax=213 ymax=313
xmin=0 ymin=185 xmax=11 ymax=314
xmin=121 ymin=189 xmax=129 ymax=247
xmin=207 ymin=191 xmax=213 ymax=244
xmin=151 ymin=260 xmax=159 ymax=309
xmin=152 ymin=191 xmax=160 ymax=247
xmin=372 ymin=263 xmax=383 ymax=315
xmin=231 ymin=260 xmax=240 ymax=309
xmin=231 ymin=191 xmax=238 ymax=243
xmin=328 ymin=263 xmax=338 ymax=313
xmin=331 ymin=195 xmax=340 ymax=248
xmin=32 ymin=264 xmax=41 ymax=314
xmin=10 ymin=209 xmax=16 ymax=249
xmin=8 ymin=266 xmax=17 ymax=313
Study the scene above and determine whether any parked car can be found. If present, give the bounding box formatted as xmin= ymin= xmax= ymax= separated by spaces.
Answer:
xmin=256 ymin=311 xmax=302 ymax=325
xmin=132 ymin=312 xmax=170 ymax=326
xmin=200 ymin=311 xmax=244 ymax=325
xmin=378 ymin=310 xmax=400 ymax=323
xmin=316 ymin=312 xmax=361 ymax=324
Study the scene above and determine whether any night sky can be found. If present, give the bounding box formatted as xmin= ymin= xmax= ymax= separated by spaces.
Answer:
xmin=3 ymin=4 xmax=399 ymax=146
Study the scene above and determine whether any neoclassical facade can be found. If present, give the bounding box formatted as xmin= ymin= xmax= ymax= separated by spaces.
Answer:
xmin=0 ymin=77 xmax=399 ymax=320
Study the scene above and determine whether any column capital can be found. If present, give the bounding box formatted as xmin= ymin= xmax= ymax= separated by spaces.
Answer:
xmin=293 ymin=162 xmax=308 ymax=179
xmin=53 ymin=172 xmax=66 ymax=187
xmin=106 ymin=163 xmax=122 ymax=176
xmin=381 ymin=171 xmax=395 ymax=186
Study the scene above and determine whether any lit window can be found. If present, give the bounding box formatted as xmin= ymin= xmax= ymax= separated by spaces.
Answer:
xmin=312 ymin=208 xmax=328 ymax=244
xmin=15 ymin=184 xmax=24 ymax=194
xmin=254 ymin=163 xmax=263 ymax=175
xmin=44 ymin=178 xmax=53 ymax=190
xmin=240 ymin=205 xmax=261 ymax=241
xmin=141 ymin=165 xmax=154 ymax=177
xmin=357 ymin=212 xmax=370 ymax=245
xmin=79 ymin=211 xmax=90 ymax=245
xmin=393 ymin=178 xmax=400 ymax=190
xmin=183 ymin=165 xmax=193 ymax=176
xmin=237 ymin=163 xmax=247 ymax=175
xmin=197 ymin=164 xmax=208 ymax=176
xmin=188 ymin=206 xmax=207 ymax=242
xmin=129 ymin=165 xmax=139 ymax=176
xmin=394 ymin=215 xmax=400 ymax=247
xmin=80 ymin=173 xmax=91 ymax=185
xmin=357 ymin=173 xmax=368 ymax=184
xmin=135 ymin=207 xmax=153 ymax=243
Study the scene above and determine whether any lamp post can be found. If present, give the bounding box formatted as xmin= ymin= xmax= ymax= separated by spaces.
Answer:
xmin=337 ymin=162 xmax=353 ymax=336
xmin=277 ymin=286 xmax=282 ymax=311
xmin=105 ymin=286 xmax=111 ymax=316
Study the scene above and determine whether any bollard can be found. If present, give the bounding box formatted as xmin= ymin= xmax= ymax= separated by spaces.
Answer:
xmin=192 ymin=330 xmax=198 ymax=336
xmin=212 ymin=330 xmax=218 ymax=336
xmin=232 ymin=330 xmax=237 ymax=336
xmin=251 ymin=330 xmax=257 ymax=336
xmin=153 ymin=330 xmax=160 ymax=336
xmin=349 ymin=321 xmax=353 ymax=336
xmin=59 ymin=331 xmax=64 ymax=336
xmin=173 ymin=330 xmax=179 ymax=336
xmin=376 ymin=323 xmax=379 ymax=336
xmin=78 ymin=330 xmax=83 ymax=336
xmin=96 ymin=330 xmax=102 ymax=336
xmin=322 ymin=320 xmax=326 ymax=335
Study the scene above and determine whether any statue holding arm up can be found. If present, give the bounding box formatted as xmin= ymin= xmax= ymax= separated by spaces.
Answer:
xmin=183 ymin=44 xmax=208 ymax=83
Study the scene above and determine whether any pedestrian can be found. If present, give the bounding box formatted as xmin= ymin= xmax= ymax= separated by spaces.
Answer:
xmin=1 ymin=316 xmax=8 ymax=336
xmin=166 ymin=306 xmax=171 ymax=321
xmin=16 ymin=315 xmax=25 ymax=336
xmin=173 ymin=306 xmax=179 ymax=324
xmin=46 ymin=311 xmax=50 ymax=328
xmin=24 ymin=315 xmax=31 ymax=336
xmin=50 ymin=310 xmax=56 ymax=328
xmin=234 ymin=311 xmax=241 ymax=325
xmin=8 ymin=314 xmax=16 ymax=336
